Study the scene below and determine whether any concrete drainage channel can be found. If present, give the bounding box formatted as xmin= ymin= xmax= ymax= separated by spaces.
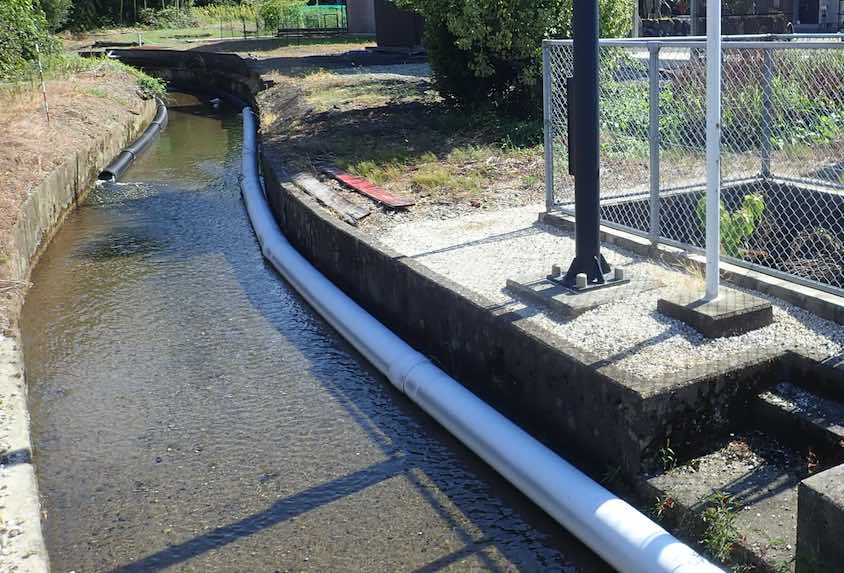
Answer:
xmin=238 ymin=107 xmax=722 ymax=573
xmin=7 ymin=84 xmax=715 ymax=572
xmin=19 ymin=48 xmax=844 ymax=571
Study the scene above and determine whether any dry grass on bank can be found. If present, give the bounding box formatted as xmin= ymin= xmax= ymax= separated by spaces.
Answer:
xmin=63 ymin=27 xmax=373 ymax=59
xmin=0 ymin=62 xmax=149 ymax=291
xmin=258 ymin=66 xmax=546 ymax=227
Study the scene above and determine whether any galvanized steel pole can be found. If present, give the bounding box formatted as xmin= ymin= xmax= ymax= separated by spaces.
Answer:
xmin=648 ymin=44 xmax=661 ymax=243
xmin=563 ymin=0 xmax=610 ymax=286
xmin=705 ymin=0 xmax=722 ymax=300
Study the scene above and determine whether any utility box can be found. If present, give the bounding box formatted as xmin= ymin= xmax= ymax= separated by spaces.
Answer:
xmin=374 ymin=0 xmax=423 ymax=50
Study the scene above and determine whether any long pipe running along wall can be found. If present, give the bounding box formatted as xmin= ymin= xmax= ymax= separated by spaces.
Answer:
xmin=238 ymin=107 xmax=725 ymax=573
xmin=98 ymin=97 xmax=168 ymax=181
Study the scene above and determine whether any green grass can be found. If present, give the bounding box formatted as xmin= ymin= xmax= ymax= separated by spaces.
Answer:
xmin=349 ymin=159 xmax=405 ymax=185
xmin=1 ymin=52 xmax=165 ymax=100
xmin=266 ymin=67 xmax=545 ymax=205
xmin=410 ymin=163 xmax=484 ymax=195
xmin=77 ymin=25 xmax=373 ymax=51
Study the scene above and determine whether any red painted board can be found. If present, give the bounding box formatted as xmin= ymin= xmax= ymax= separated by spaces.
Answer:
xmin=318 ymin=163 xmax=415 ymax=208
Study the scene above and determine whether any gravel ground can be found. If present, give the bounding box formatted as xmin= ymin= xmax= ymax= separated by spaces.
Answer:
xmin=379 ymin=204 xmax=844 ymax=381
xmin=331 ymin=63 xmax=431 ymax=79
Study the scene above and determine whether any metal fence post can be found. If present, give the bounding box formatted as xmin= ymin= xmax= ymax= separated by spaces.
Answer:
xmin=761 ymin=47 xmax=774 ymax=179
xmin=648 ymin=44 xmax=661 ymax=243
xmin=704 ymin=0 xmax=722 ymax=301
xmin=543 ymin=42 xmax=555 ymax=212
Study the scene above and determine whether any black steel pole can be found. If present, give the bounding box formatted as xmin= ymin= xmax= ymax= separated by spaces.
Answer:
xmin=563 ymin=0 xmax=610 ymax=287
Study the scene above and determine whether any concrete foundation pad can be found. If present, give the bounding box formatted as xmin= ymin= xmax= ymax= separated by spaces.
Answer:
xmin=657 ymin=286 xmax=774 ymax=338
xmin=797 ymin=464 xmax=844 ymax=573
xmin=506 ymin=275 xmax=662 ymax=318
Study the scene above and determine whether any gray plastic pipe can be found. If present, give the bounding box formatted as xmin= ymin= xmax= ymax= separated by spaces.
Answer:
xmin=239 ymin=108 xmax=724 ymax=573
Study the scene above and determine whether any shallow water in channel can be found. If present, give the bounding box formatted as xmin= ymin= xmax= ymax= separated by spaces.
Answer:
xmin=21 ymin=93 xmax=612 ymax=572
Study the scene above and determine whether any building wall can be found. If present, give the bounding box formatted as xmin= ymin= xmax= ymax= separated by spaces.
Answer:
xmin=347 ymin=0 xmax=376 ymax=34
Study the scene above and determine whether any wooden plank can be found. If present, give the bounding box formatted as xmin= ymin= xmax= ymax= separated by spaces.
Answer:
xmin=317 ymin=163 xmax=415 ymax=208
xmin=291 ymin=173 xmax=370 ymax=224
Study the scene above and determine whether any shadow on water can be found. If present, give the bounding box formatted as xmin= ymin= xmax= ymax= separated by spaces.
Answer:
xmin=22 ymin=94 xmax=612 ymax=573
xmin=110 ymin=457 xmax=408 ymax=573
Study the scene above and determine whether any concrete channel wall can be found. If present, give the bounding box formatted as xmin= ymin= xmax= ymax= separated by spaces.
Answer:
xmin=106 ymin=49 xmax=264 ymax=106
xmin=260 ymin=158 xmax=788 ymax=477
xmin=0 ymin=96 xmax=157 ymax=573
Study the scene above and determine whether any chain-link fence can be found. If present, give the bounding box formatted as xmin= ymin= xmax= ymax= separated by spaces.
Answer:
xmin=544 ymin=35 xmax=844 ymax=297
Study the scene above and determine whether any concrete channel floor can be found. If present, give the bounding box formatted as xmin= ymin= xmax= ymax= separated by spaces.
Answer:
xmin=379 ymin=203 xmax=844 ymax=383
xmin=646 ymin=430 xmax=806 ymax=569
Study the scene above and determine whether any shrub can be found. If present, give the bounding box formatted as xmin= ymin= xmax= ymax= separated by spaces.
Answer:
xmin=65 ymin=0 xmax=127 ymax=31
xmin=138 ymin=7 xmax=198 ymax=29
xmin=395 ymin=0 xmax=634 ymax=117
xmin=600 ymin=48 xmax=844 ymax=154
xmin=259 ymin=0 xmax=308 ymax=30
xmin=0 ymin=0 xmax=58 ymax=79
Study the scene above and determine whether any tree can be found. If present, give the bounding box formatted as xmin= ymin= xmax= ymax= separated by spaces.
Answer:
xmin=37 ymin=0 xmax=73 ymax=30
xmin=395 ymin=0 xmax=634 ymax=116
xmin=0 ymin=0 xmax=57 ymax=78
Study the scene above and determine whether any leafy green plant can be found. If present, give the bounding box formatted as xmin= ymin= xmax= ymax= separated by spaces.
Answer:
xmin=695 ymin=193 xmax=765 ymax=258
xmin=259 ymin=0 xmax=308 ymax=30
xmin=36 ymin=0 xmax=72 ymax=30
xmin=108 ymin=58 xmax=167 ymax=98
xmin=138 ymin=7 xmax=198 ymax=29
xmin=653 ymin=495 xmax=676 ymax=519
xmin=701 ymin=492 xmax=742 ymax=564
xmin=658 ymin=438 xmax=677 ymax=471
xmin=394 ymin=0 xmax=634 ymax=117
xmin=134 ymin=73 xmax=167 ymax=98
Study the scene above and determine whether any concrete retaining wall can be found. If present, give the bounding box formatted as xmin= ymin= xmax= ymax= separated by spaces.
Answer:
xmin=0 ymin=96 xmax=157 ymax=573
xmin=8 ymin=100 xmax=156 ymax=283
xmin=107 ymin=49 xmax=263 ymax=107
xmin=260 ymin=156 xmax=786 ymax=478
xmin=797 ymin=464 xmax=844 ymax=573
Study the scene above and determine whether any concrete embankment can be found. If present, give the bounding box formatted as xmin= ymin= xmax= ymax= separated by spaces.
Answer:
xmin=0 ymin=95 xmax=157 ymax=573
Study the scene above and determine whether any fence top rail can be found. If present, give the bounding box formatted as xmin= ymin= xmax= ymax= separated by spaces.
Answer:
xmin=544 ymin=34 xmax=844 ymax=49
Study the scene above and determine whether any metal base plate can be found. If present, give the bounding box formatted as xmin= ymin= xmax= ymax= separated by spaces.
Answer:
xmin=547 ymin=274 xmax=631 ymax=294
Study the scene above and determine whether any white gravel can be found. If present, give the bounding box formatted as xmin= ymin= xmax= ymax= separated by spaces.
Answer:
xmin=332 ymin=63 xmax=431 ymax=79
xmin=379 ymin=203 xmax=844 ymax=381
